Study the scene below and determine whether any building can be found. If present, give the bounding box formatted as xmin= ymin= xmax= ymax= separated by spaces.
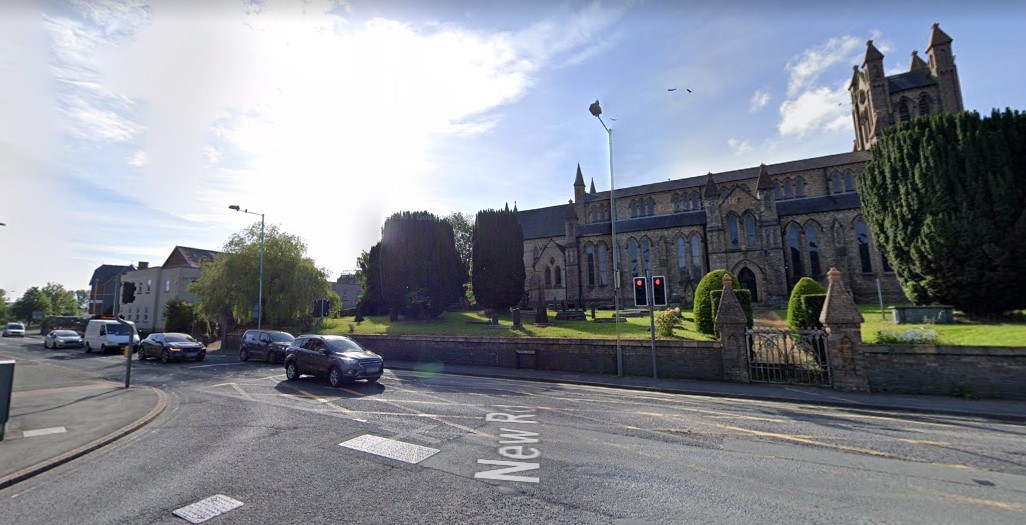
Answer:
xmin=118 ymin=246 xmax=219 ymax=332
xmin=519 ymin=24 xmax=963 ymax=308
xmin=88 ymin=264 xmax=135 ymax=315
xmin=332 ymin=273 xmax=361 ymax=311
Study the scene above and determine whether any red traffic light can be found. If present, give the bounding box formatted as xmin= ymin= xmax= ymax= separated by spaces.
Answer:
xmin=635 ymin=278 xmax=644 ymax=287
xmin=654 ymin=278 xmax=662 ymax=286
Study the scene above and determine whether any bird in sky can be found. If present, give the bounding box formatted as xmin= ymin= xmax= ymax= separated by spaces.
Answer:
xmin=668 ymin=88 xmax=692 ymax=93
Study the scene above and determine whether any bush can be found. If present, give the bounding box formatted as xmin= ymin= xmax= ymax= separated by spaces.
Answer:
xmin=875 ymin=328 xmax=939 ymax=344
xmin=655 ymin=307 xmax=682 ymax=337
xmin=693 ymin=270 xmax=739 ymax=335
xmin=787 ymin=277 xmax=827 ymax=330
xmin=798 ymin=294 xmax=827 ymax=330
xmin=709 ymin=289 xmax=753 ymax=336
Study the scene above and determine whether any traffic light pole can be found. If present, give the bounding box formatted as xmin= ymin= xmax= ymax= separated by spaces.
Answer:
xmin=646 ymin=270 xmax=658 ymax=379
xmin=116 ymin=314 xmax=135 ymax=388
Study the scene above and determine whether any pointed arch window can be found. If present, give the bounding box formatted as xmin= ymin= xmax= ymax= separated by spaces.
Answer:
xmin=783 ymin=179 xmax=794 ymax=199
xmin=673 ymin=194 xmax=681 ymax=213
xmin=787 ymin=225 xmax=803 ymax=279
xmin=646 ymin=197 xmax=655 ymax=216
xmin=831 ymin=171 xmax=843 ymax=194
xmin=744 ymin=214 xmax=757 ymax=248
xmin=676 ymin=238 xmax=688 ymax=282
xmin=544 ymin=267 xmax=552 ymax=288
xmin=690 ymin=235 xmax=703 ymax=279
xmin=554 ymin=266 xmax=562 ymax=288
xmin=630 ymin=200 xmax=637 ymax=218
xmin=843 ymin=170 xmax=855 ymax=192
xmin=586 ymin=246 xmax=595 ymax=286
xmin=899 ymin=99 xmax=911 ymax=122
xmin=628 ymin=240 xmax=639 ymax=277
xmin=727 ymin=216 xmax=741 ymax=250
xmin=641 ymin=239 xmax=652 ymax=273
xmin=795 ymin=178 xmax=806 ymax=197
xmin=598 ymin=243 xmax=609 ymax=285
xmin=855 ymin=219 xmax=872 ymax=272
xmin=882 ymin=253 xmax=893 ymax=272
xmin=774 ymin=180 xmax=782 ymax=200
xmin=806 ymin=225 xmax=821 ymax=275
xmin=691 ymin=193 xmax=701 ymax=210
xmin=918 ymin=93 xmax=932 ymax=116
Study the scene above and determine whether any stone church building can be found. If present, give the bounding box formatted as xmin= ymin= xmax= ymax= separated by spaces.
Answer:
xmin=519 ymin=24 xmax=964 ymax=308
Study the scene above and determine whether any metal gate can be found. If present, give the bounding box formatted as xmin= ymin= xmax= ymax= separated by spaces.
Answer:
xmin=746 ymin=328 xmax=831 ymax=386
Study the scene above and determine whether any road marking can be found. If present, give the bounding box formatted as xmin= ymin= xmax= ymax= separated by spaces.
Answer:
xmin=340 ymin=434 xmax=439 ymax=464
xmin=897 ymin=438 xmax=950 ymax=446
xmin=22 ymin=426 xmax=67 ymax=437
xmin=719 ymin=424 xmax=895 ymax=458
xmin=173 ymin=494 xmax=244 ymax=524
xmin=945 ymin=495 xmax=1022 ymax=512
xmin=186 ymin=362 xmax=249 ymax=369
xmin=229 ymin=383 xmax=255 ymax=401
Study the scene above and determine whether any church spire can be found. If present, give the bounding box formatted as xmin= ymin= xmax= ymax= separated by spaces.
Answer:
xmin=926 ymin=22 xmax=953 ymax=52
xmin=703 ymin=173 xmax=719 ymax=197
xmin=756 ymin=163 xmax=773 ymax=191
xmin=909 ymin=50 xmax=928 ymax=71
xmin=574 ymin=163 xmax=585 ymax=187
xmin=863 ymin=39 xmax=884 ymax=65
xmin=589 ymin=178 xmax=596 ymax=194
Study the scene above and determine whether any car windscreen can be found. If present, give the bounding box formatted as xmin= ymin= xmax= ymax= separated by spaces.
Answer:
xmin=270 ymin=332 xmax=295 ymax=343
xmin=325 ymin=338 xmax=364 ymax=353
xmin=106 ymin=324 xmax=132 ymax=335
xmin=7 ymin=323 xmax=24 ymax=329
xmin=164 ymin=334 xmax=197 ymax=343
xmin=54 ymin=330 xmax=79 ymax=337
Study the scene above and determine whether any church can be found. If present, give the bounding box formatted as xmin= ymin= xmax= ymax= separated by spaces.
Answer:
xmin=519 ymin=24 xmax=964 ymax=308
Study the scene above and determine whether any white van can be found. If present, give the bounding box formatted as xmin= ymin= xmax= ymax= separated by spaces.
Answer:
xmin=84 ymin=319 xmax=140 ymax=354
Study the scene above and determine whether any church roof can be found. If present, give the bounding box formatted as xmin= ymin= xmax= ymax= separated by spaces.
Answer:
xmin=519 ymin=204 xmax=567 ymax=240
xmin=926 ymin=23 xmax=952 ymax=52
xmin=777 ymin=192 xmax=862 ymax=217
xmin=578 ymin=210 xmax=707 ymax=237
xmin=887 ymin=68 xmax=936 ymax=93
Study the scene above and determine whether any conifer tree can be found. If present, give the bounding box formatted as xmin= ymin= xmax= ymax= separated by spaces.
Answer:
xmin=472 ymin=204 xmax=526 ymax=313
xmin=379 ymin=211 xmax=464 ymax=319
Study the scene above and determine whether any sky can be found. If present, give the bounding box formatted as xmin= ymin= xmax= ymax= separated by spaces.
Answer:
xmin=2 ymin=0 xmax=1024 ymax=298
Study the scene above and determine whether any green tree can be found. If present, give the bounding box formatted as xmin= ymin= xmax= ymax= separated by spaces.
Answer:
xmin=42 ymin=282 xmax=81 ymax=315
xmin=472 ymin=205 xmax=526 ymax=313
xmin=860 ymin=109 xmax=1026 ymax=315
xmin=189 ymin=222 xmax=337 ymax=329
xmin=164 ymin=299 xmax=196 ymax=333
xmin=692 ymin=269 xmax=739 ymax=336
xmin=12 ymin=287 xmax=52 ymax=328
xmin=0 ymin=289 xmax=8 ymax=323
xmin=355 ymin=243 xmax=387 ymax=316
xmin=379 ymin=211 xmax=463 ymax=320
xmin=786 ymin=277 xmax=827 ymax=330
xmin=445 ymin=211 xmax=473 ymax=280
xmin=74 ymin=289 xmax=90 ymax=312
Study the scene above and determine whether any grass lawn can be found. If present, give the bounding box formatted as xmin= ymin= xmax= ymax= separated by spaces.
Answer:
xmin=772 ymin=304 xmax=1026 ymax=346
xmin=318 ymin=308 xmax=715 ymax=341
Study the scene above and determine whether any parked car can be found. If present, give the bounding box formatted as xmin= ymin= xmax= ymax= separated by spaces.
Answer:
xmin=284 ymin=335 xmax=383 ymax=387
xmin=138 ymin=332 xmax=206 ymax=363
xmin=84 ymin=319 xmax=139 ymax=353
xmin=240 ymin=329 xmax=295 ymax=364
xmin=3 ymin=322 xmax=26 ymax=337
xmin=44 ymin=329 xmax=84 ymax=348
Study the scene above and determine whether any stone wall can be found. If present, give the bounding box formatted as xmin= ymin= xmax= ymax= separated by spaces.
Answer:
xmin=865 ymin=345 xmax=1026 ymax=400
xmin=348 ymin=334 xmax=723 ymax=381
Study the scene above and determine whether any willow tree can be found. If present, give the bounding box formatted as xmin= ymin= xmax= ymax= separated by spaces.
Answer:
xmin=472 ymin=205 xmax=526 ymax=313
xmin=859 ymin=109 xmax=1026 ymax=315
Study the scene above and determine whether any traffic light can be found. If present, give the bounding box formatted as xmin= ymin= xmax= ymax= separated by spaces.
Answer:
xmin=633 ymin=277 xmax=648 ymax=307
xmin=121 ymin=282 xmax=136 ymax=304
xmin=652 ymin=275 xmax=667 ymax=306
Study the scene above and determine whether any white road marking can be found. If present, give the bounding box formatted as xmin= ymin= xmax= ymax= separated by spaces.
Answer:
xmin=22 ymin=426 xmax=67 ymax=437
xmin=339 ymin=434 xmax=439 ymax=464
xmin=186 ymin=362 xmax=250 ymax=369
xmin=173 ymin=494 xmax=244 ymax=524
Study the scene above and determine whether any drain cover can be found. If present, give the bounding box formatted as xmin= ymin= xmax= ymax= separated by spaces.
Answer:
xmin=339 ymin=434 xmax=440 ymax=464
xmin=173 ymin=494 xmax=243 ymax=523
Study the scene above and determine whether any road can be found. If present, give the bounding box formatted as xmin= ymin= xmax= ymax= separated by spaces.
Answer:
xmin=1 ymin=335 xmax=1024 ymax=524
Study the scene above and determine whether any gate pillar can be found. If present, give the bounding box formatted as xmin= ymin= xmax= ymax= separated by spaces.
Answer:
xmin=819 ymin=268 xmax=869 ymax=392
xmin=715 ymin=274 xmax=750 ymax=383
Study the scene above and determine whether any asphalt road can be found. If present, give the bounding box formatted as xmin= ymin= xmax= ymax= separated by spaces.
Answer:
xmin=1 ymin=335 xmax=1024 ymax=524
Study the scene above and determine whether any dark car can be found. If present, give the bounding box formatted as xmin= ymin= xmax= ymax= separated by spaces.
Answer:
xmin=284 ymin=335 xmax=383 ymax=387
xmin=137 ymin=332 xmax=206 ymax=363
xmin=240 ymin=329 xmax=295 ymax=364
xmin=44 ymin=329 xmax=83 ymax=348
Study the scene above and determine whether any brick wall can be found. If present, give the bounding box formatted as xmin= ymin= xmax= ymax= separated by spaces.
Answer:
xmin=865 ymin=345 xmax=1026 ymax=400
xmin=348 ymin=335 xmax=724 ymax=381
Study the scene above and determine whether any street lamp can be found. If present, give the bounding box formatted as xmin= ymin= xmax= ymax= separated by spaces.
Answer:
xmin=589 ymin=100 xmax=623 ymax=377
xmin=229 ymin=205 xmax=265 ymax=329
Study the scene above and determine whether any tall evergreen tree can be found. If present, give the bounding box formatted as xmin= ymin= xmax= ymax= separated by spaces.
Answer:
xmin=379 ymin=211 xmax=463 ymax=319
xmin=860 ymin=109 xmax=1026 ymax=315
xmin=355 ymin=242 xmax=387 ymax=315
xmin=472 ymin=205 xmax=526 ymax=312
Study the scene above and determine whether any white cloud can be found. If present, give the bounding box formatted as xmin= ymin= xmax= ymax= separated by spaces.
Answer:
xmin=777 ymin=34 xmax=861 ymax=138
xmin=749 ymin=89 xmax=770 ymax=113
xmin=727 ymin=138 xmax=752 ymax=155
xmin=128 ymin=150 xmax=147 ymax=167
xmin=784 ymin=35 xmax=860 ymax=96
xmin=778 ymin=84 xmax=849 ymax=137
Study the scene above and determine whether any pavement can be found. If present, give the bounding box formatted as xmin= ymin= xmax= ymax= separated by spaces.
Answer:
xmin=0 ymin=351 xmax=166 ymax=489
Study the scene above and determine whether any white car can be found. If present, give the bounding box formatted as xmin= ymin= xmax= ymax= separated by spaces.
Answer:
xmin=44 ymin=329 xmax=84 ymax=348
xmin=2 ymin=322 xmax=26 ymax=337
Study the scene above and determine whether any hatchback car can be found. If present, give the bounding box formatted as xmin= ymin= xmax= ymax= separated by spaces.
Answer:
xmin=284 ymin=335 xmax=383 ymax=387
xmin=3 ymin=322 xmax=26 ymax=337
xmin=240 ymin=329 xmax=295 ymax=364
xmin=137 ymin=332 xmax=206 ymax=363
xmin=44 ymin=330 xmax=84 ymax=348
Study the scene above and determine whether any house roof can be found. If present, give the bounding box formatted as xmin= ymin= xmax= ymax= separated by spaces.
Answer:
xmin=519 ymin=204 xmax=567 ymax=240
xmin=163 ymin=246 xmax=220 ymax=268
xmin=88 ymin=264 xmax=134 ymax=286
xmin=887 ymin=68 xmax=936 ymax=94
xmin=777 ymin=192 xmax=862 ymax=216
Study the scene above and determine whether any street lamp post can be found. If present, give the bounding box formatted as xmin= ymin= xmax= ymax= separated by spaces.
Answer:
xmin=589 ymin=100 xmax=623 ymax=377
xmin=229 ymin=205 xmax=265 ymax=330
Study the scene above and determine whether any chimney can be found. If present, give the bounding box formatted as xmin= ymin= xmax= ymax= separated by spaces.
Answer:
xmin=139 ymin=261 xmax=149 ymax=270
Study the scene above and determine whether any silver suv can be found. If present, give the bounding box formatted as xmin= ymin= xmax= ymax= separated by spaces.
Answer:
xmin=284 ymin=335 xmax=383 ymax=387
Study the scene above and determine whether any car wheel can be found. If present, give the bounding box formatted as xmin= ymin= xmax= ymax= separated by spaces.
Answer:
xmin=85 ymin=343 xmax=92 ymax=353
xmin=265 ymin=349 xmax=275 ymax=364
xmin=196 ymin=352 xmax=205 ymax=362
xmin=285 ymin=361 xmax=300 ymax=381
xmin=44 ymin=340 xmax=50 ymax=349
xmin=160 ymin=349 xmax=170 ymax=363
xmin=366 ymin=376 xmax=380 ymax=384
xmin=240 ymin=348 xmax=248 ymax=362
xmin=138 ymin=348 xmax=146 ymax=360
xmin=328 ymin=366 xmax=344 ymax=388
xmin=100 ymin=344 xmax=107 ymax=354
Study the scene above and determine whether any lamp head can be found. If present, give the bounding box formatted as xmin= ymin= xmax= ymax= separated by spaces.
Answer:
xmin=228 ymin=205 xmax=240 ymax=211
xmin=589 ymin=100 xmax=602 ymax=117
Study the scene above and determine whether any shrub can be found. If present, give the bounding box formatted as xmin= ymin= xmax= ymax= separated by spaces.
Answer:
xmin=709 ymin=289 xmax=753 ymax=336
xmin=799 ymin=294 xmax=827 ymax=330
xmin=655 ymin=307 xmax=682 ymax=337
xmin=874 ymin=328 xmax=939 ymax=344
xmin=693 ymin=270 xmax=739 ymax=335
xmin=787 ymin=277 xmax=827 ymax=330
